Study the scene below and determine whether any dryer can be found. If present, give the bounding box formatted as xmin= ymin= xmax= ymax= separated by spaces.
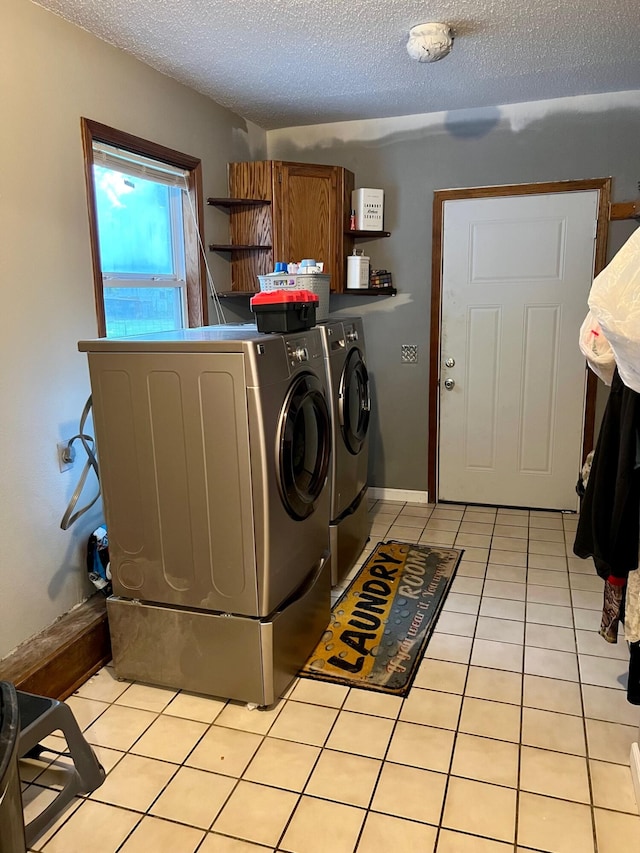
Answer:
xmin=78 ymin=325 xmax=332 ymax=706
xmin=317 ymin=317 xmax=370 ymax=585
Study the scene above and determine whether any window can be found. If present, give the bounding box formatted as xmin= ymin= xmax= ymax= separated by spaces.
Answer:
xmin=81 ymin=119 xmax=207 ymax=337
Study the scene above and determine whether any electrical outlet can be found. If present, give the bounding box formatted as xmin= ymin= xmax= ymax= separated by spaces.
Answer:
xmin=57 ymin=440 xmax=76 ymax=472
xmin=401 ymin=344 xmax=418 ymax=364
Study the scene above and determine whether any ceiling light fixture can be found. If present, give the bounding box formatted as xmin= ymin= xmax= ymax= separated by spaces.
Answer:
xmin=406 ymin=23 xmax=454 ymax=63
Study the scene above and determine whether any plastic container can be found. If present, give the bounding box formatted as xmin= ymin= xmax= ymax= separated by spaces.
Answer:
xmin=250 ymin=289 xmax=319 ymax=333
xmin=347 ymin=251 xmax=370 ymax=289
xmin=257 ymin=272 xmax=330 ymax=321
xmin=0 ymin=682 xmax=27 ymax=853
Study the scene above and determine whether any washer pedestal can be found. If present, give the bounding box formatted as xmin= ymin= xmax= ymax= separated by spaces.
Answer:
xmin=330 ymin=487 xmax=369 ymax=586
xmin=107 ymin=555 xmax=330 ymax=707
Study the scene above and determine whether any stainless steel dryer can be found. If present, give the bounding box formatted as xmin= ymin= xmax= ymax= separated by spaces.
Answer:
xmin=78 ymin=325 xmax=332 ymax=706
xmin=317 ymin=317 xmax=370 ymax=585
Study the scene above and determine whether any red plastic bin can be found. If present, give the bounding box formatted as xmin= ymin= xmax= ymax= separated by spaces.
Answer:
xmin=250 ymin=289 xmax=319 ymax=333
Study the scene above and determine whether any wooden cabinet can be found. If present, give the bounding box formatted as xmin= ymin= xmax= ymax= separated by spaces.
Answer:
xmin=210 ymin=161 xmax=355 ymax=293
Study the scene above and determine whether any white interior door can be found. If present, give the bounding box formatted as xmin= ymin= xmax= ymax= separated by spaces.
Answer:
xmin=438 ymin=190 xmax=599 ymax=510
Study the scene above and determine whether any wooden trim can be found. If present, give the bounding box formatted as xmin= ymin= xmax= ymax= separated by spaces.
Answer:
xmin=80 ymin=118 xmax=206 ymax=332
xmin=427 ymin=191 xmax=445 ymax=502
xmin=185 ymin=161 xmax=208 ymax=325
xmin=340 ymin=169 xmax=356 ymax=293
xmin=428 ymin=178 xmax=611 ymax=503
xmin=609 ymin=200 xmax=640 ymax=221
xmin=81 ymin=119 xmax=201 ymax=172
xmin=594 ymin=180 xmax=612 ymax=275
xmin=433 ymin=178 xmax=612 ymax=202
xmin=0 ymin=596 xmax=111 ymax=700
xmin=81 ymin=119 xmax=107 ymax=337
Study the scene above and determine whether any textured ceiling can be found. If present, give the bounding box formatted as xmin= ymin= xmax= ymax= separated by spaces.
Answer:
xmin=35 ymin=0 xmax=640 ymax=130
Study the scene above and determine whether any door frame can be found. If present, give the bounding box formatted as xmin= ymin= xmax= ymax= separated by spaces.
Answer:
xmin=428 ymin=178 xmax=612 ymax=504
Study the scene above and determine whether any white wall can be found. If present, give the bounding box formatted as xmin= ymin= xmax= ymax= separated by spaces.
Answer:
xmin=0 ymin=0 xmax=266 ymax=659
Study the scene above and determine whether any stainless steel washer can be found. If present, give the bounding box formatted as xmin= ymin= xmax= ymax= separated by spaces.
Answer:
xmin=79 ymin=324 xmax=332 ymax=706
xmin=317 ymin=317 xmax=370 ymax=585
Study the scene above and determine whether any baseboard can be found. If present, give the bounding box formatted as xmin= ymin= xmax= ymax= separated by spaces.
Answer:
xmin=368 ymin=487 xmax=429 ymax=504
xmin=0 ymin=595 xmax=111 ymax=700
xmin=631 ymin=742 xmax=640 ymax=812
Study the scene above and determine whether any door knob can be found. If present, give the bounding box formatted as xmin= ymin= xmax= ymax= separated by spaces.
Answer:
xmin=444 ymin=378 xmax=455 ymax=390
xmin=445 ymin=358 xmax=455 ymax=368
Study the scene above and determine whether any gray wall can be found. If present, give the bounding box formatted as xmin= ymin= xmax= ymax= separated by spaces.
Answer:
xmin=252 ymin=101 xmax=640 ymax=494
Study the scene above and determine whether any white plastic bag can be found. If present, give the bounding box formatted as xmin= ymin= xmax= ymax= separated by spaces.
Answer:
xmin=578 ymin=310 xmax=616 ymax=385
xmin=588 ymin=227 xmax=640 ymax=393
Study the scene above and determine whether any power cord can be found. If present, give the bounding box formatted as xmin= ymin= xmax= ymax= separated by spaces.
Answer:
xmin=60 ymin=396 xmax=101 ymax=530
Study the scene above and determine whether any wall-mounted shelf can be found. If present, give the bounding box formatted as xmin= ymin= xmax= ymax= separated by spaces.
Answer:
xmin=338 ymin=287 xmax=397 ymax=296
xmin=345 ymin=230 xmax=391 ymax=239
xmin=209 ymin=244 xmax=272 ymax=252
xmin=207 ymin=197 xmax=271 ymax=209
xmin=215 ymin=287 xmax=397 ymax=299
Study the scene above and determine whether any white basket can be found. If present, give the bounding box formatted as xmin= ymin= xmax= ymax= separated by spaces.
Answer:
xmin=257 ymin=273 xmax=330 ymax=321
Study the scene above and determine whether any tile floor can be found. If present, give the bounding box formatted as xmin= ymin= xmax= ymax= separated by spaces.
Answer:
xmin=20 ymin=500 xmax=640 ymax=853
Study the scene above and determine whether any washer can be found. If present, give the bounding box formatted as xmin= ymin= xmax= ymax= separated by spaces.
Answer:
xmin=317 ymin=316 xmax=371 ymax=585
xmin=79 ymin=324 xmax=332 ymax=706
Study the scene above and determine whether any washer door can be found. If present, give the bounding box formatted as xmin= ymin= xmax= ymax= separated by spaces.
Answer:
xmin=339 ymin=347 xmax=370 ymax=455
xmin=279 ymin=372 xmax=331 ymax=520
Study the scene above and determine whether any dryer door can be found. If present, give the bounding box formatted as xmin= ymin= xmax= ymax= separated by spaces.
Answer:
xmin=339 ymin=348 xmax=370 ymax=455
xmin=279 ymin=372 xmax=331 ymax=520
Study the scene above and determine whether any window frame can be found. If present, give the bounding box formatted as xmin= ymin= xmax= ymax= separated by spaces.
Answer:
xmin=81 ymin=118 xmax=208 ymax=337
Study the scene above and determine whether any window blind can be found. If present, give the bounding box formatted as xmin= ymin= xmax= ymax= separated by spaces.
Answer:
xmin=92 ymin=141 xmax=189 ymax=188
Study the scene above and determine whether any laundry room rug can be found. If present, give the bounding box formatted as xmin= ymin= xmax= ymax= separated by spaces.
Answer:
xmin=299 ymin=540 xmax=463 ymax=697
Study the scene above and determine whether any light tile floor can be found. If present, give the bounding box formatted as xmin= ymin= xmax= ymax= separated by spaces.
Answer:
xmin=20 ymin=500 xmax=640 ymax=852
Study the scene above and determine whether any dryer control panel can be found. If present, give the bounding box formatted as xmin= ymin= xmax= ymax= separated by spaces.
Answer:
xmin=286 ymin=339 xmax=310 ymax=366
xmin=344 ymin=324 xmax=359 ymax=343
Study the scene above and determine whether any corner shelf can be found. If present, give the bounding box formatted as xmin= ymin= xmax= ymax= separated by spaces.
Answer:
xmin=207 ymin=197 xmax=271 ymax=209
xmin=209 ymin=244 xmax=272 ymax=252
xmin=208 ymin=197 xmax=273 ymax=258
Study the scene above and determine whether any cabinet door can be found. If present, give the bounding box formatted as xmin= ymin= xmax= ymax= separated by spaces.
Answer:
xmin=275 ymin=163 xmax=343 ymax=291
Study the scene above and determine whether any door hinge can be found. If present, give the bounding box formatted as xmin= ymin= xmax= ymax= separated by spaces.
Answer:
xmin=278 ymin=171 xmax=283 ymax=184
